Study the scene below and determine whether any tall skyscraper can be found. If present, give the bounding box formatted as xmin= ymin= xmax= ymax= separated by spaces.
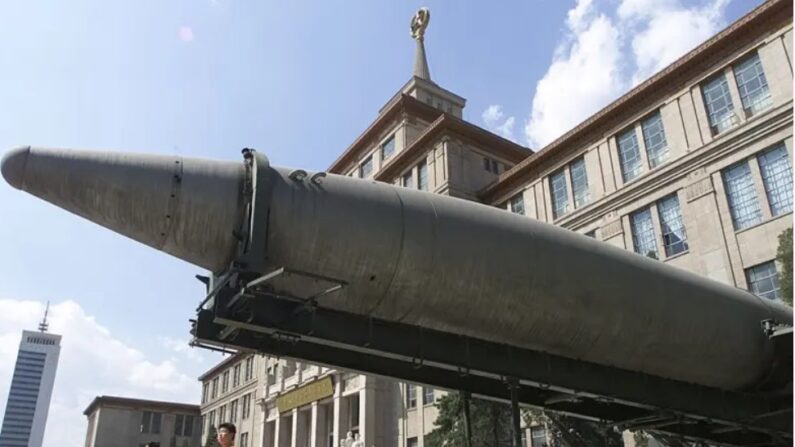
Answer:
xmin=0 ymin=304 xmax=61 ymax=447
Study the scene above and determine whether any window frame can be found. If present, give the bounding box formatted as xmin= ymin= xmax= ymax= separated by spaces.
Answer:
xmin=657 ymin=194 xmax=689 ymax=257
xmin=701 ymin=72 xmax=737 ymax=135
xmin=757 ymin=144 xmax=793 ymax=217
xmin=417 ymin=160 xmax=428 ymax=191
xmin=733 ymin=52 xmax=772 ymax=118
xmin=509 ymin=193 xmax=525 ymax=215
xmin=722 ymin=160 xmax=763 ymax=231
xmin=406 ymin=384 xmax=417 ymax=409
xmin=549 ymin=168 xmax=569 ymax=219
xmin=745 ymin=261 xmax=781 ymax=300
xmin=617 ymin=126 xmax=644 ymax=182
xmin=381 ymin=135 xmax=396 ymax=161
xmin=640 ymin=111 xmax=669 ymax=169
xmin=359 ymin=155 xmax=373 ymax=179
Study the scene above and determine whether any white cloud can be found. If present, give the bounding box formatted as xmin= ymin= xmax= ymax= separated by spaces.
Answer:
xmin=525 ymin=9 xmax=624 ymax=148
xmin=482 ymin=105 xmax=517 ymax=141
xmin=159 ymin=335 xmax=207 ymax=362
xmin=629 ymin=0 xmax=730 ymax=84
xmin=525 ymin=0 xmax=730 ymax=148
xmin=0 ymin=299 xmax=213 ymax=447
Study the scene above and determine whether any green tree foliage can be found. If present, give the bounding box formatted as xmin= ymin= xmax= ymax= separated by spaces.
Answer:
xmin=425 ymin=393 xmax=513 ymax=447
xmin=776 ymin=228 xmax=792 ymax=305
xmin=525 ymin=409 xmax=624 ymax=447
xmin=203 ymin=426 xmax=218 ymax=447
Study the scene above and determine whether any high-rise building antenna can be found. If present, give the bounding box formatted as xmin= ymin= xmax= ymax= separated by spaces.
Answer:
xmin=38 ymin=301 xmax=50 ymax=333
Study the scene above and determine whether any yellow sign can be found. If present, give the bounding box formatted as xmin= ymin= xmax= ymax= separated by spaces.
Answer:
xmin=276 ymin=376 xmax=334 ymax=413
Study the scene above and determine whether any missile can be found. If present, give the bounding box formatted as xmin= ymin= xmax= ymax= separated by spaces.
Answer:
xmin=2 ymin=146 xmax=792 ymax=392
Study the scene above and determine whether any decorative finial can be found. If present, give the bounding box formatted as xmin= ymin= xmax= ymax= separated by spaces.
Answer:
xmin=410 ymin=8 xmax=430 ymax=41
xmin=38 ymin=301 xmax=50 ymax=333
xmin=410 ymin=8 xmax=432 ymax=81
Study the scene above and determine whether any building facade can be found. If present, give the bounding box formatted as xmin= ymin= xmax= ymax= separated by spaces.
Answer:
xmin=198 ymin=1 xmax=793 ymax=446
xmin=82 ymin=396 xmax=201 ymax=447
xmin=199 ymin=353 xmax=262 ymax=447
xmin=0 ymin=320 xmax=61 ymax=447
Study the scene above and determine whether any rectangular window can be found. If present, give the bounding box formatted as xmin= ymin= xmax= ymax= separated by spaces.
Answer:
xmin=267 ymin=366 xmax=276 ymax=386
xmin=230 ymin=399 xmax=238 ymax=422
xmin=202 ymin=383 xmax=208 ymax=403
xmin=531 ymin=426 xmax=548 ymax=447
xmin=174 ymin=414 xmax=184 ymax=436
xmin=550 ymin=169 xmax=569 ymax=219
xmin=222 ymin=371 xmax=229 ymax=393
xmin=570 ymin=157 xmax=589 ymax=208
xmin=617 ymin=127 xmax=643 ymax=182
xmin=141 ymin=411 xmax=152 ymax=433
xmin=242 ymin=394 xmax=251 ymax=420
xmin=402 ymin=170 xmax=414 ymax=188
xmin=641 ymin=112 xmax=669 ymax=168
xmin=183 ymin=415 xmax=193 ymax=437
xmin=701 ymin=73 xmax=736 ymax=134
xmin=233 ymin=364 xmax=241 ymax=387
xmin=359 ymin=156 xmax=373 ymax=178
xmin=657 ymin=194 xmax=688 ymax=257
xmin=284 ymin=360 xmax=296 ymax=378
xmin=407 ymin=437 xmax=419 ymax=447
xmin=723 ymin=162 xmax=762 ymax=230
xmin=422 ymin=387 xmax=434 ymax=405
xmin=734 ymin=52 xmax=771 ymax=117
xmin=509 ymin=193 xmax=525 ymax=215
xmin=209 ymin=410 xmax=215 ymax=430
xmin=211 ymin=378 xmax=218 ymax=398
xmin=484 ymin=157 xmax=499 ymax=174
xmin=240 ymin=432 xmax=249 ymax=447
xmin=746 ymin=261 xmax=781 ymax=300
xmin=418 ymin=160 xmax=428 ymax=191
xmin=244 ymin=357 xmax=254 ymax=381
xmin=757 ymin=144 xmax=793 ymax=216
xmin=218 ymin=405 xmax=226 ymax=425
xmin=406 ymin=384 xmax=417 ymax=409
xmin=631 ymin=208 xmax=658 ymax=259
xmin=381 ymin=136 xmax=396 ymax=161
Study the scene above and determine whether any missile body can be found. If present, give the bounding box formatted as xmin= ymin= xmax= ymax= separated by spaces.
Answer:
xmin=2 ymin=146 xmax=791 ymax=391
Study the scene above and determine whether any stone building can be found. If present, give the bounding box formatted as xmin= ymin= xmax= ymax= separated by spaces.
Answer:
xmin=197 ymin=1 xmax=793 ymax=446
xmin=198 ymin=353 xmax=261 ymax=447
xmin=83 ymin=396 xmax=201 ymax=447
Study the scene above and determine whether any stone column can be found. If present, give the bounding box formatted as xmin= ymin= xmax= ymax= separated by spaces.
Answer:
xmin=273 ymin=415 xmax=281 ymax=447
xmin=333 ymin=376 xmax=342 ymax=447
xmin=291 ymin=409 xmax=299 ymax=447
xmin=358 ymin=381 xmax=376 ymax=446
xmin=310 ymin=402 xmax=319 ymax=447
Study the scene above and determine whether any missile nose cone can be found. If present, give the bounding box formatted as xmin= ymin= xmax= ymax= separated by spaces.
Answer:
xmin=1 ymin=146 xmax=31 ymax=190
xmin=4 ymin=146 xmax=247 ymax=273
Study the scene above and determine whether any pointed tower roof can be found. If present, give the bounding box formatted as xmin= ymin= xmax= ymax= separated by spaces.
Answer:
xmin=38 ymin=301 xmax=50 ymax=332
xmin=411 ymin=8 xmax=432 ymax=82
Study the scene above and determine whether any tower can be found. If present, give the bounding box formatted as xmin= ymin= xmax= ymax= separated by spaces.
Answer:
xmin=0 ymin=303 xmax=62 ymax=447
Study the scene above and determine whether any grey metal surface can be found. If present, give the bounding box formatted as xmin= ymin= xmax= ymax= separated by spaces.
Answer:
xmin=1 ymin=146 xmax=243 ymax=272
xmin=2 ymin=146 xmax=792 ymax=391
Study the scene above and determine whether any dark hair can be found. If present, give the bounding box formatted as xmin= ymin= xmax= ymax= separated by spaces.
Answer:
xmin=218 ymin=422 xmax=237 ymax=435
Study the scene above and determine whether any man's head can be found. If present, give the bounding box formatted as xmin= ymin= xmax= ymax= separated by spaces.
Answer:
xmin=217 ymin=423 xmax=237 ymax=447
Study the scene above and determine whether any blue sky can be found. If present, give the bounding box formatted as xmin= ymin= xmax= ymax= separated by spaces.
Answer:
xmin=0 ymin=0 xmax=765 ymax=445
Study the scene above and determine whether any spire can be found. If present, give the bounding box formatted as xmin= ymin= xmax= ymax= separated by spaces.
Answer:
xmin=38 ymin=301 xmax=50 ymax=333
xmin=411 ymin=8 xmax=432 ymax=81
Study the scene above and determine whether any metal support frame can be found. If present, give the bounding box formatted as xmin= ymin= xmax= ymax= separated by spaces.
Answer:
xmin=461 ymin=390 xmax=473 ymax=447
xmin=190 ymin=285 xmax=792 ymax=447
xmin=509 ymin=378 xmax=522 ymax=447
